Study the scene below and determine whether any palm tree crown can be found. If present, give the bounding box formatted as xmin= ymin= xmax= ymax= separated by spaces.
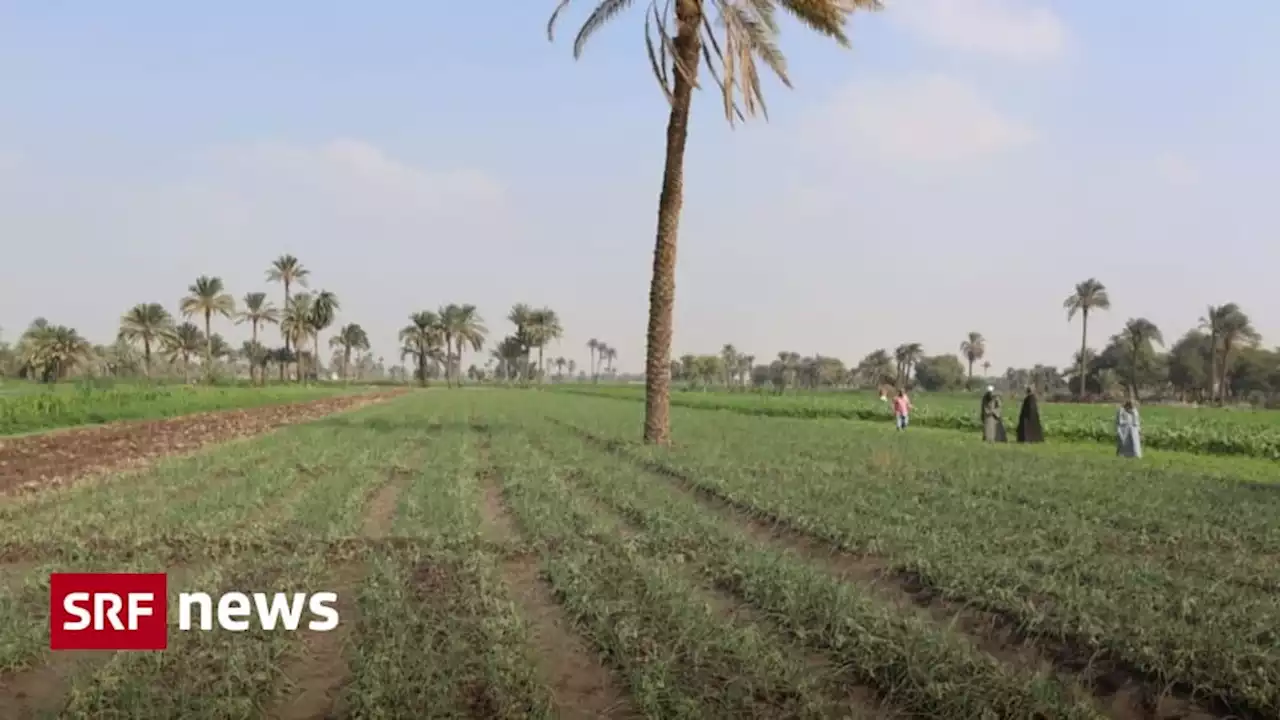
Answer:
xmin=118 ymin=303 xmax=174 ymax=377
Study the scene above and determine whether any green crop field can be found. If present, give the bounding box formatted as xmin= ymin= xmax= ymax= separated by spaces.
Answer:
xmin=1 ymin=389 xmax=1276 ymax=718
xmin=557 ymin=384 xmax=1280 ymax=461
xmin=0 ymin=382 xmax=367 ymax=436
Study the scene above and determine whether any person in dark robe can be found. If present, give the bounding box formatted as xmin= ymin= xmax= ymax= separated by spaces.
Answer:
xmin=1016 ymin=386 xmax=1044 ymax=443
xmin=980 ymin=386 xmax=1007 ymax=442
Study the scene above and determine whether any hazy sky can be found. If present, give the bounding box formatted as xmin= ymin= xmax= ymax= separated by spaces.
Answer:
xmin=2 ymin=1 xmax=1277 ymax=373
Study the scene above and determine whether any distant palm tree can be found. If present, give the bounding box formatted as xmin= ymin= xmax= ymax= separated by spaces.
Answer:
xmin=440 ymin=304 xmax=488 ymax=387
xmin=180 ymin=276 xmax=235 ymax=380
xmin=1063 ymin=278 xmax=1110 ymax=400
xmin=1118 ymin=317 xmax=1163 ymax=401
xmin=548 ymin=0 xmax=882 ymax=445
xmin=893 ymin=343 xmax=923 ymax=389
xmin=587 ymin=338 xmax=600 ymax=382
xmin=554 ymin=357 xmax=567 ymax=379
xmin=20 ymin=323 xmax=92 ymax=382
xmin=508 ymin=304 xmax=535 ymax=382
xmin=329 ymin=323 xmax=371 ymax=381
xmin=1199 ymin=303 xmax=1260 ymax=403
xmin=959 ymin=332 xmax=985 ymax=388
xmin=982 ymin=360 xmax=991 ymax=377
xmin=309 ymin=289 xmax=340 ymax=380
xmin=528 ymin=308 xmax=563 ymax=382
xmin=236 ymin=292 xmax=279 ymax=385
xmin=281 ymin=293 xmax=314 ymax=382
xmin=118 ymin=303 xmax=174 ymax=378
xmin=400 ymin=311 xmax=444 ymax=387
xmin=266 ymin=255 xmax=309 ymax=353
xmin=163 ymin=322 xmax=204 ymax=383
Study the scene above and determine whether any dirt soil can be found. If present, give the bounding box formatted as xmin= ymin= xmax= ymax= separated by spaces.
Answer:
xmin=0 ymin=390 xmax=407 ymax=496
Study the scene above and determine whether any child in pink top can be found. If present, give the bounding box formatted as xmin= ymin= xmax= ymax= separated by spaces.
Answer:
xmin=893 ymin=390 xmax=911 ymax=430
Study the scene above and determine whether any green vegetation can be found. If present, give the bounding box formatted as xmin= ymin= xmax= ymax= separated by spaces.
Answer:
xmin=0 ymin=382 xmax=359 ymax=436
xmin=4 ymin=389 xmax=1276 ymax=718
xmin=560 ymin=384 xmax=1280 ymax=460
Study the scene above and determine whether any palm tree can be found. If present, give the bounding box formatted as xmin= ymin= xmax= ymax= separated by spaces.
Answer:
xmin=982 ymin=360 xmax=991 ymax=377
xmin=20 ymin=323 xmax=92 ymax=382
xmin=528 ymin=308 xmax=563 ymax=382
xmin=180 ymin=276 xmax=235 ymax=381
xmin=959 ymin=332 xmax=985 ymax=388
xmin=1199 ymin=303 xmax=1260 ymax=403
xmin=266 ymin=255 xmax=309 ymax=354
xmin=508 ymin=304 xmax=535 ymax=382
xmin=893 ymin=343 xmax=923 ymax=389
xmin=163 ymin=322 xmax=204 ymax=383
xmin=236 ymin=292 xmax=279 ymax=385
xmin=281 ymin=293 xmax=314 ymax=382
xmin=400 ymin=311 xmax=444 ymax=387
xmin=587 ymin=338 xmax=600 ymax=382
xmin=309 ymin=290 xmax=340 ymax=380
xmin=329 ymin=323 xmax=371 ymax=381
xmin=548 ymin=0 xmax=880 ymax=444
xmin=118 ymin=303 xmax=173 ymax=378
xmin=440 ymin=304 xmax=488 ymax=387
xmin=1063 ymin=278 xmax=1110 ymax=400
xmin=1118 ymin=318 xmax=1163 ymax=401
xmin=555 ymin=357 xmax=567 ymax=379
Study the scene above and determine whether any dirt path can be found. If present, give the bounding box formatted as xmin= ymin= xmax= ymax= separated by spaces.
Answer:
xmin=473 ymin=431 xmax=635 ymax=720
xmin=0 ymin=390 xmax=406 ymax=496
xmin=267 ymin=471 xmax=407 ymax=720
xmin=561 ymin=422 xmax=1233 ymax=720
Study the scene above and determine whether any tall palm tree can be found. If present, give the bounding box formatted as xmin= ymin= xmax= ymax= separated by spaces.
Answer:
xmin=1199 ymin=303 xmax=1260 ymax=403
xmin=329 ymin=323 xmax=371 ymax=381
xmin=163 ymin=322 xmax=204 ymax=383
xmin=959 ymin=332 xmax=985 ymax=388
xmin=528 ymin=308 xmax=563 ymax=382
xmin=180 ymin=276 xmax=235 ymax=381
xmin=893 ymin=343 xmax=923 ymax=389
xmin=400 ymin=311 xmax=444 ymax=387
xmin=587 ymin=338 xmax=600 ymax=382
xmin=1118 ymin=317 xmax=1163 ymax=401
xmin=309 ymin=289 xmax=340 ymax=380
xmin=1063 ymin=278 xmax=1110 ymax=400
xmin=281 ymin=293 xmax=314 ymax=382
xmin=440 ymin=304 xmax=488 ymax=387
xmin=236 ymin=292 xmax=279 ymax=385
xmin=118 ymin=303 xmax=173 ymax=378
xmin=266 ymin=255 xmax=309 ymax=354
xmin=548 ymin=0 xmax=881 ymax=444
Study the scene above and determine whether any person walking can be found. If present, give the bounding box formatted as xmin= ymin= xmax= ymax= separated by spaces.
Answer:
xmin=1016 ymin=386 xmax=1045 ymax=443
xmin=892 ymin=389 xmax=912 ymax=431
xmin=980 ymin=385 xmax=1007 ymax=442
xmin=1116 ymin=399 xmax=1143 ymax=458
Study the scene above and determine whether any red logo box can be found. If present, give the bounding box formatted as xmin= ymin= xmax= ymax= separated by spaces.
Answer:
xmin=49 ymin=573 xmax=168 ymax=651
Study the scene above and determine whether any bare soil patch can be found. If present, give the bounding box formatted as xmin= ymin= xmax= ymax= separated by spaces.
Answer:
xmin=472 ymin=429 xmax=635 ymax=720
xmin=268 ymin=470 xmax=409 ymax=720
xmin=0 ymin=390 xmax=405 ymax=496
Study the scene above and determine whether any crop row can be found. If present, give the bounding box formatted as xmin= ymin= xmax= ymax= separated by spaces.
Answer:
xmin=539 ymin=393 xmax=1280 ymax=717
xmin=0 ymin=382 xmax=358 ymax=435
xmin=559 ymin=385 xmax=1280 ymax=460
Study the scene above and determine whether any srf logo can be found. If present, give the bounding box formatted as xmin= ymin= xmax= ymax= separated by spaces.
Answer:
xmin=49 ymin=573 xmax=168 ymax=651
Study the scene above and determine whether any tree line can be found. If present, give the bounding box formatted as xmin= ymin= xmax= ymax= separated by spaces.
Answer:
xmin=0 ymin=254 xmax=634 ymax=388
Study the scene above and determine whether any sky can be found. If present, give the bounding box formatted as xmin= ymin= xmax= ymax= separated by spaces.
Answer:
xmin=1 ymin=0 xmax=1277 ymax=374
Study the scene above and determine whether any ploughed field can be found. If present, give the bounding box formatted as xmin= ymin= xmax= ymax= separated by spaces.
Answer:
xmin=1 ymin=389 xmax=1277 ymax=719
xmin=561 ymin=385 xmax=1280 ymax=461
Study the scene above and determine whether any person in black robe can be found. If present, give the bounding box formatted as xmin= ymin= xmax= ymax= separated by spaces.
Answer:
xmin=1016 ymin=387 xmax=1044 ymax=443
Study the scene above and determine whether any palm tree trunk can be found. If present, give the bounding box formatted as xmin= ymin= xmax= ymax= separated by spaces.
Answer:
xmin=537 ymin=346 xmax=545 ymax=386
xmin=344 ymin=347 xmax=352 ymax=382
xmin=283 ymin=280 xmax=292 ymax=353
xmin=1078 ymin=311 xmax=1089 ymax=400
xmin=1208 ymin=331 xmax=1219 ymax=403
xmin=204 ymin=311 xmax=212 ymax=382
xmin=643 ymin=2 xmax=700 ymax=445
xmin=251 ymin=321 xmax=259 ymax=386
xmin=1219 ymin=342 xmax=1233 ymax=403
xmin=143 ymin=339 xmax=152 ymax=378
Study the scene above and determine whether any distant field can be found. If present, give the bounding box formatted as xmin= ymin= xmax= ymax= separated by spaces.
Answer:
xmin=556 ymin=385 xmax=1280 ymax=460
xmin=0 ymin=382 xmax=369 ymax=436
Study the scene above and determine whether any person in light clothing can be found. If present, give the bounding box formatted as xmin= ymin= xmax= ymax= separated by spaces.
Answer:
xmin=892 ymin=389 xmax=912 ymax=430
xmin=1116 ymin=399 xmax=1142 ymax=458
